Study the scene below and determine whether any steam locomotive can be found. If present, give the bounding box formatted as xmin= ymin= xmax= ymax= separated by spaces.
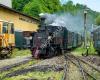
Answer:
xmin=31 ymin=17 xmax=82 ymax=58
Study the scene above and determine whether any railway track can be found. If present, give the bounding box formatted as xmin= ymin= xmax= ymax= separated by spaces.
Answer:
xmin=0 ymin=56 xmax=64 ymax=80
xmin=0 ymin=56 xmax=33 ymax=72
xmin=0 ymin=54 xmax=100 ymax=80
xmin=62 ymin=53 xmax=100 ymax=80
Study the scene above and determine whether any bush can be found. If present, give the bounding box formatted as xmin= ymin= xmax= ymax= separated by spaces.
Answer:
xmin=96 ymin=15 xmax=100 ymax=26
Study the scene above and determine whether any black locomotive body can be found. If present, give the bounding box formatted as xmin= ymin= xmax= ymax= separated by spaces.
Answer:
xmin=31 ymin=18 xmax=82 ymax=58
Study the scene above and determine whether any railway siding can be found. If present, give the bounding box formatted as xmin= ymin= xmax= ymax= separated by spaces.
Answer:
xmin=0 ymin=56 xmax=32 ymax=69
xmin=64 ymin=54 xmax=100 ymax=80
xmin=0 ymin=53 xmax=100 ymax=80
xmin=0 ymin=56 xmax=64 ymax=80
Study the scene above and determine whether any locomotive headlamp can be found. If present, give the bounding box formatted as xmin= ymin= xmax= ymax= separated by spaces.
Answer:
xmin=48 ymin=36 xmax=52 ymax=40
xmin=86 ymin=43 xmax=90 ymax=48
xmin=84 ymin=10 xmax=87 ymax=14
xmin=86 ymin=45 xmax=90 ymax=49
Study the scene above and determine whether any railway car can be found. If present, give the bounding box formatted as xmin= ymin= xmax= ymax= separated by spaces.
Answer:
xmin=72 ymin=32 xmax=78 ymax=48
xmin=0 ymin=20 xmax=15 ymax=58
xmin=15 ymin=31 xmax=33 ymax=49
xmin=77 ymin=33 xmax=82 ymax=46
xmin=92 ymin=27 xmax=100 ymax=54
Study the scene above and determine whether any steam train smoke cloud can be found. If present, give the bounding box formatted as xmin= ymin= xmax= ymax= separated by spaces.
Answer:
xmin=39 ymin=11 xmax=94 ymax=34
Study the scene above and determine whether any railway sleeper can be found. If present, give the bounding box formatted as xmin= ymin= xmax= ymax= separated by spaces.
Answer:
xmin=66 ymin=54 xmax=99 ymax=80
xmin=5 ymin=65 xmax=64 ymax=77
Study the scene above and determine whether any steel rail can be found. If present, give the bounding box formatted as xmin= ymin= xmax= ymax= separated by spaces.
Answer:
xmin=65 ymin=55 xmax=87 ymax=80
xmin=72 ymin=55 xmax=100 ymax=72
xmin=66 ymin=54 xmax=98 ymax=80
xmin=0 ymin=57 xmax=32 ymax=72
xmin=61 ymin=53 xmax=69 ymax=80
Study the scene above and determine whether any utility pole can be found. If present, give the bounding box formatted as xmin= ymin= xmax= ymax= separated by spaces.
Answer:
xmin=84 ymin=7 xmax=90 ymax=56
xmin=84 ymin=9 xmax=87 ymax=48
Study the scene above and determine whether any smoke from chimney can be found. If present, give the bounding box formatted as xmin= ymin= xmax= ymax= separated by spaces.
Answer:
xmin=39 ymin=11 xmax=94 ymax=34
xmin=0 ymin=0 xmax=12 ymax=8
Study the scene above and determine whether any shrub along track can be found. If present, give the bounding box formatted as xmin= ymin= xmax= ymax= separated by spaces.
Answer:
xmin=62 ymin=53 xmax=100 ymax=80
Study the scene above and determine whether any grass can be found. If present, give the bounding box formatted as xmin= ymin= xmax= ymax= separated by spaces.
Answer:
xmin=4 ymin=71 xmax=63 ymax=80
xmin=11 ymin=48 xmax=31 ymax=58
xmin=0 ymin=65 xmax=63 ymax=80
xmin=0 ymin=59 xmax=40 ymax=80
xmin=72 ymin=42 xmax=97 ymax=56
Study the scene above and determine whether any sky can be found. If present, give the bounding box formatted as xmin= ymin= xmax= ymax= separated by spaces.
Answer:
xmin=61 ymin=0 xmax=100 ymax=12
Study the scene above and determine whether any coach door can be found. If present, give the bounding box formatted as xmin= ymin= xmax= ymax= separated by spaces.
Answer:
xmin=0 ymin=21 xmax=2 ymax=47
xmin=7 ymin=23 xmax=15 ymax=46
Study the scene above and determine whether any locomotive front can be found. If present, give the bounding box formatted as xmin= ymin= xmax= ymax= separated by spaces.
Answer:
xmin=31 ymin=17 xmax=49 ymax=58
xmin=31 ymin=25 xmax=64 ymax=58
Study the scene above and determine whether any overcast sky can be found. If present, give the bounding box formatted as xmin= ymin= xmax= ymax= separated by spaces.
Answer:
xmin=61 ymin=0 xmax=100 ymax=12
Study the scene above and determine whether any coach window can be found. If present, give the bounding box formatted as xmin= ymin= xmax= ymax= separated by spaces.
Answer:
xmin=3 ymin=22 xmax=8 ymax=33
xmin=8 ymin=23 xmax=14 ymax=34
xmin=99 ymin=32 xmax=100 ymax=40
xmin=97 ymin=32 xmax=99 ymax=40
xmin=0 ymin=22 xmax=2 ymax=33
xmin=11 ymin=23 xmax=14 ymax=34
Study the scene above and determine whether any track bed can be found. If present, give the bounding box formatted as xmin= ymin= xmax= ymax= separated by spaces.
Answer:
xmin=0 ymin=53 xmax=100 ymax=80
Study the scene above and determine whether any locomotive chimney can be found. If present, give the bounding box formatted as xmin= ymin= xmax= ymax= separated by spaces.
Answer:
xmin=39 ymin=13 xmax=46 ymax=27
xmin=40 ymin=17 xmax=46 ymax=26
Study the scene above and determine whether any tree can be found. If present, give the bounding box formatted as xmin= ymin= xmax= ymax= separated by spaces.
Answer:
xmin=23 ymin=0 xmax=62 ymax=17
xmin=12 ymin=0 xmax=99 ymax=20
xmin=62 ymin=1 xmax=78 ymax=14
xmin=96 ymin=15 xmax=100 ymax=26
xmin=12 ymin=0 xmax=31 ymax=12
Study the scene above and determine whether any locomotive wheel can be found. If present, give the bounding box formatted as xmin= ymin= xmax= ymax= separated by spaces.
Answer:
xmin=55 ymin=47 xmax=62 ymax=56
xmin=0 ymin=48 xmax=13 ymax=59
xmin=98 ymin=51 xmax=100 ymax=56
xmin=47 ymin=47 xmax=55 ymax=58
xmin=0 ymin=50 xmax=9 ymax=59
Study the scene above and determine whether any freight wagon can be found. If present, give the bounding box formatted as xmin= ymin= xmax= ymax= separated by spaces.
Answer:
xmin=15 ymin=31 xmax=34 ymax=49
xmin=92 ymin=27 xmax=100 ymax=54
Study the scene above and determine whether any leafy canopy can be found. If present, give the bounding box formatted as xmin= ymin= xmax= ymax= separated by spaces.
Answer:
xmin=12 ymin=0 xmax=99 ymax=24
xmin=96 ymin=15 xmax=100 ymax=26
